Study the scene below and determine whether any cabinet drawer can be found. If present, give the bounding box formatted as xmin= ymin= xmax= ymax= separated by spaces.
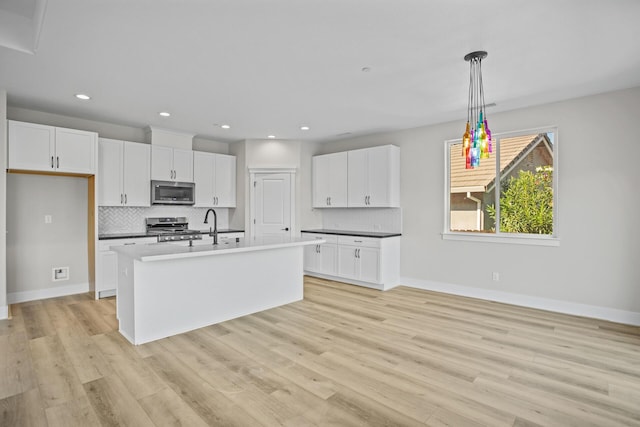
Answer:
xmin=99 ymin=237 xmax=157 ymax=251
xmin=301 ymin=233 xmax=338 ymax=244
xmin=337 ymin=236 xmax=381 ymax=248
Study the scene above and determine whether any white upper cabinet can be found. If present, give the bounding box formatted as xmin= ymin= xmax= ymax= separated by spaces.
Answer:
xmin=312 ymin=151 xmax=348 ymax=207
xmin=151 ymin=146 xmax=193 ymax=182
xmin=193 ymin=151 xmax=236 ymax=207
xmin=214 ymin=153 xmax=236 ymax=207
xmin=8 ymin=120 xmax=96 ymax=174
xmin=347 ymin=145 xmax=400 ymax=207
xmin=98 ymin=138 xmax=123 ymax=206
xmin=98 ymin=138 xmax=151 ymax=206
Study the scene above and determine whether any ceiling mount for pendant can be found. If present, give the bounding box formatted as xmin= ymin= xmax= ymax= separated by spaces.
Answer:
xmin=464 ymin=51 xmax=488 ymax=62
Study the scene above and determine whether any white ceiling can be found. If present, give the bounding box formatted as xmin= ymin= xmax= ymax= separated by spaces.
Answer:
xmin=1 ymin=0 xmax=640 ymax=143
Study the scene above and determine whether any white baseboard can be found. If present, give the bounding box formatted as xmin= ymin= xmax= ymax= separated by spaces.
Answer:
xmin=400 ymin=277 xmax=640 ymax=326
xmin=7 ymin=282 xmax=90 ymax=304
xmin=0 ymin=305 xmax=8 ymax=320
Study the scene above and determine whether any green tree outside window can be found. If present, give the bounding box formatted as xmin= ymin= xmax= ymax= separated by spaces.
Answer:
xmin=487 ymin=166 xmax=553 ymax=234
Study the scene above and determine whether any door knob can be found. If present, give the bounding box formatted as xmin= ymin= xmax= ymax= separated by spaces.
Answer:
xmin=282 ymin=227 xmax=289 ymax=231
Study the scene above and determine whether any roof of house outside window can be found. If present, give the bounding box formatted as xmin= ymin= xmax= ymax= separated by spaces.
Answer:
xmin=450 ymin=133 xmax=552 ymax=193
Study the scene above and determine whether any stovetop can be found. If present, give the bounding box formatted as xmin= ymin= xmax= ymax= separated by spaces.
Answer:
xmin=146 ymin=216 xmax=203 ymax=242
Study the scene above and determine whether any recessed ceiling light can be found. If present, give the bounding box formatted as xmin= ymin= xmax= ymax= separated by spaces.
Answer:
xmin=267 ymin=135 xmax=276 ymax=139
xmin=220 ymin=124 xmax=231 ymax=129
xmin=159 ymin=112 xmax=171 ymax=117
xmin=300 ymin=126 xmax=310 ymax=131
xmin=75 ymin=93 xmax=90 ymax=100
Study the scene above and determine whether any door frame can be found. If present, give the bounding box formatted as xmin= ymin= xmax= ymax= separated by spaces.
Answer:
xmin=249 ymin=168 xmax=296 ymax=238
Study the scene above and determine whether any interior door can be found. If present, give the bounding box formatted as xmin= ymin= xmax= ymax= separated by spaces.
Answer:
xmin=253 ymin=173 xmax=291 ymax=237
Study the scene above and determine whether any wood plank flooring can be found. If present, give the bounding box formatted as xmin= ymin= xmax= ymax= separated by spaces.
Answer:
xmin=1 ymin=276 xmax=639 ymax=426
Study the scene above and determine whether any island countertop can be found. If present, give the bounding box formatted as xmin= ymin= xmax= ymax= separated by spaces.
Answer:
xmin=112 ymin=236 xmax=323 ymax=262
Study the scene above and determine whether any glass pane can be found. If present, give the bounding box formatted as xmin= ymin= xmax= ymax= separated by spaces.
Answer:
xmin=495 ymin=133 xmax=554 ymax=235
xmin=449 ymin=141 xmax=497 ymax=233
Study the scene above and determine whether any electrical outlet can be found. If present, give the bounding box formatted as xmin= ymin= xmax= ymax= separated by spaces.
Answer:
xmin=53 ymin=267 xmax=69 ymax=281
xmin=44 ymin=215 xmax=52 ymax=224
xmin=492 ymin=272 xmax=500 ymax=281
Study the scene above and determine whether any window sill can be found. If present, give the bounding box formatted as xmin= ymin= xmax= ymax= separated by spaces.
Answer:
xmin=442 ymin=232 xmax=560 ymax=247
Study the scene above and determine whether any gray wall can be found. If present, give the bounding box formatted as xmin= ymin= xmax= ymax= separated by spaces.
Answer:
xmin=314 ymin=87 xmax=640 ymax=315
xmin=6 ymin=174 xmax=89 ymax=297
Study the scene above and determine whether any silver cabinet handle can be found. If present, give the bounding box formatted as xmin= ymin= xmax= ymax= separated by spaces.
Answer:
xmin=354 ymin=240 xmax=363 ymax=243
xmin=120 ymin=194 xmax=123 ymax=204
xmin=215 ymin=196 xmax=218 ymax=205
xmin=51 ymin=156 xmax=54 ymax=168
xmin=124 ymin=194 xmax=127 ymax=204
xmin=56 ymin=156 xmax=60 ymax=168
xmin=329 ymin=196 xmax=331 ymax=206
xmin=326 ymin=197 xmax=329 ymax=205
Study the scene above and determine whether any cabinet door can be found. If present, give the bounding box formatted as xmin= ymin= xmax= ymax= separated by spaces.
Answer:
xmin=151 ymin=146 xmax=174 ymax=180
xmin=122 ymin=142 xmax=150 ymax=206
xmin=347 ymin=149 xmax=368 ymax=207
xmin=55 ymin=127 xmax=96 ymax=174
xmin=319 ymin=243 xmax=338 ymax=275
xmin=193 ymin=151 xmax=215 ymax=207
xmin=328 ymin=152 xmax=348 ymax=207
xmin=303 ymin=244 xmax=319 ymax=273
xmin=367 ymin=145 xmax=396 ymax=207
xmin=8 ymin=121 xmax=55 ymax=171
xmin=173 ymin=148 xmax=194 ymax=182
xmin=97 ymin=251 xmax=118 ymax=294
xmin=313 ymin=152 xmax=347 ymax=207
xmin=98 ymin=138 xmax=124 ymax=206
xmin=337 ymin=246 xmax=358 ymax=279
xmin=312 ymin=155 xmax=330 ymax=207
xmin=358 ymin=247 xmax=380 ymax=283
xmin=215 ymin=154 xmax=236 ymax=207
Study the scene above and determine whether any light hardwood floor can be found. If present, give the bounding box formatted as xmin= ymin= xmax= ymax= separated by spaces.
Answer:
xmin=1 ymin=276 xmax=639 ymax=426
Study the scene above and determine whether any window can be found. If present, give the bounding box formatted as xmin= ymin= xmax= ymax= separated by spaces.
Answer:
xmin=444 ymin=128 xmax=558 ymax=245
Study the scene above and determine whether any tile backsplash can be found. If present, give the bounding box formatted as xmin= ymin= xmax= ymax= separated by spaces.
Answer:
xmin=320 ymin=208 xmax=402 ymax=233
xmin=98 ymin=206 xmax=230 ymax=234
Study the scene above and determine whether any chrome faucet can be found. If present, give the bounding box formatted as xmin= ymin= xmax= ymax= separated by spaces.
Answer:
xmin=204 ymin=208 xmax=218 ymax=245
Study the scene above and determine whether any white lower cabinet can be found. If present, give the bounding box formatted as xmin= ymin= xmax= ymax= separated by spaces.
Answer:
xmin=303 ymin=233 xmax=400 ymax=290
xmin=97 ymin=237 xmax=157 ymax=299
xmin=302 ymin=234 xmax=338 ymax=276
xmin=170 ymin=232 xmax=245 ymax=247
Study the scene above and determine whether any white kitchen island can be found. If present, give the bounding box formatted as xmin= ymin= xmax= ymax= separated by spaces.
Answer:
xmin=112 ymin=236 xmax=322 ymax=345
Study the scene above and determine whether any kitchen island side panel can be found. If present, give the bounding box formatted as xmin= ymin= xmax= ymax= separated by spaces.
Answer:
xmin=119 ymin=245 xmax=303 ymax=344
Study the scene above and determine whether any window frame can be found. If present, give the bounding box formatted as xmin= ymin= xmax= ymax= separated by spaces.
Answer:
xmin=443 ymin=126 xmax=559 ymax=246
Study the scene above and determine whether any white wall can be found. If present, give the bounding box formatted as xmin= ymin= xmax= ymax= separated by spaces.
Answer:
xmin=8 ymin=106 xmax=147 ymax=142
xmin=0 ymin=90 xmax=7 ymax=318
xmin=229 ymin=141 xmax=246 ymax=230
xmin=6 ymin=174 xmax=89 ymax=301
xmin=314 ymin=87 xmax=640 ymax=321
xmin=9 ymin=107 xmax=230 ymax=154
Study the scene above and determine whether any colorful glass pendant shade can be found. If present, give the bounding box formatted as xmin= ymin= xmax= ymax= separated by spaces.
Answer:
xmin=462 ymin=51 xmax=492 ymax=169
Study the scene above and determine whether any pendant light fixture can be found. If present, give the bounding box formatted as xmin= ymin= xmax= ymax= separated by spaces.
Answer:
xmin=462 ymin=51 xmax=492 ymax=169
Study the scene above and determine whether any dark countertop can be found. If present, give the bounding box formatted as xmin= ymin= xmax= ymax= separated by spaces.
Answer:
xmin=98 ymin=229 xmax=245 ymax=240
xmin=301 ymin=229 xmax=401 ymax=238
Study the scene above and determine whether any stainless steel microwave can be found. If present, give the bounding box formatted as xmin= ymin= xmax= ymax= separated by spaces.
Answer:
xmin=151 ymin=180 xmax=195 ymax=205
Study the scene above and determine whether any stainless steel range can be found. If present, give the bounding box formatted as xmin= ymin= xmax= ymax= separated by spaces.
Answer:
xmin=145 ymin=217 xmax=202 ymax=243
